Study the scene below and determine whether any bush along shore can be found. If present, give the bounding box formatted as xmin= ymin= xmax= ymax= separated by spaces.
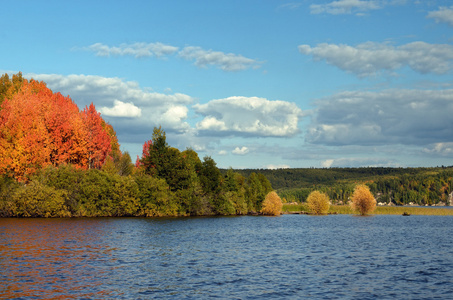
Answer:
xmin=0 ymin=128 xmax=277 ymax=218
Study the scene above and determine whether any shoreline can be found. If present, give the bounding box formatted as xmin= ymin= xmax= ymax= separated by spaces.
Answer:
xmin=283 ymin=204 xmax=453 ymax=216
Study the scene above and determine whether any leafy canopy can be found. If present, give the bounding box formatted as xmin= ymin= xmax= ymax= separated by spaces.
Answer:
xmin=0 ymin=75 xmax=117 ymax=181
xmin=350 ymin=184 xmax=376 ymax=215
xmin=306 ymin=191 xmax=330 ymax=215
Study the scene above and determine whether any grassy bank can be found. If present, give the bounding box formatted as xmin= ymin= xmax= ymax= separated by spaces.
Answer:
xmin=283 ymin=204 xmax=453 ymax=216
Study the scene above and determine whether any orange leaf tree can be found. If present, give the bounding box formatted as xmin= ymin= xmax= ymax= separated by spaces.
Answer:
xmin=0 ymin=78 xmax=118 ymax=181
xmin=81 ymin=103 xmax=113 ymax=169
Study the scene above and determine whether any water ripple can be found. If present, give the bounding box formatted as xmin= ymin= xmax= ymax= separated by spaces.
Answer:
xmin=1 ymin=215 xmax=453 ymax=299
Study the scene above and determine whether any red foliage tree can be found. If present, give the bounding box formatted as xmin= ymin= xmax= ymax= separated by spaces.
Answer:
xmin=0 ymin=80 xmax=52 ymax=180
xmin=43 ymin=90 xmax=89 ymax=167
xmin=81 ymin=103 xmax=112 ymax=169
xmin=136 ymin=139 xmax=153 ymax=168
xmin=0 ymin=78 xmax=118 ymax=180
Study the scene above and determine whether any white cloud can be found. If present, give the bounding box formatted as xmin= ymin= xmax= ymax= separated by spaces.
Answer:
xmin=427 ymin=6 xmax=453 ymax=27
xmin=278 ymin=3 xmax=302 ymax=10
xmin=298 ymin=41 xmax=453 ymax=77
xmin=310 ymin=0 xmax=381 ymax=15
xmin=87 ymin=42 xmax=178 ymax=58
xmin=423 ymin=143 xmax=453 ymax=157
xmin=160 ymin=106 xmax=189 ymax=128
xmin=321 ymin=159 xmax=335 ymax=168
xmin=194 ymin=96 xmax=303 ymax=137
xmin=100 ymin=100 xmax=142 ymax=117
xmin=178 ymin=46 xmax=261 ymax=71
xmin=83 ymin=42 xmax=261 ymax=72
xmin=218 ymin=150 xmax=228 ymax=156
xmin=197 ymin=116 xmax=228 ymax=131
xmin=320 ymin=157 xmax=399 ymax=168
xmin=265 ymin=164 xmax=290 ymax=170
xmin=307 ymin=89 xmax=453 ymax=146
xmin=232 ymin=146 xmax=249 ymax=155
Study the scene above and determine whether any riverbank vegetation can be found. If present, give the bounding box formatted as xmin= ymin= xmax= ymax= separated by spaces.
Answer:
xmin=283 ymin=204 xmax=453 ymax=216
xmin=0 ymin=133 xmax=274 ymax=217
xmin=350 ymin=185 xmax=376 ymax=215
xmin=306 ymin=191 xmax=330 ymax=215
xmin=260 ymin=191 xmax=283 ymax=216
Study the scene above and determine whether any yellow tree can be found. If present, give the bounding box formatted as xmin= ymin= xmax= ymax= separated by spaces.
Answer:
xmin=306 ymin=191 xmax=330 ymax=215
xmin=261 ymin=191 xmax=283 ymax=216
xmin=350 ymin=184 xmax=376 ymax=215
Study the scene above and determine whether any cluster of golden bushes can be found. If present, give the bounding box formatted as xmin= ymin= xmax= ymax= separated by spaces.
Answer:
xmin=306 ymin=184 xmax=376 ymax=215
xmin=260 ymin=184 xmax=376 ymax=217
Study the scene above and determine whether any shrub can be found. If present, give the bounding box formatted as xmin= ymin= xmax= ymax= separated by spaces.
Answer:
xmin=261 ymin=191 xmax=283 ymax=216
xmin=350 ymin=184 xmax=376 ymax=215
xmin=10 ymin=181 xmax=70 ymax=217
xmin=306 ymin=191 xmax=330 ymax=214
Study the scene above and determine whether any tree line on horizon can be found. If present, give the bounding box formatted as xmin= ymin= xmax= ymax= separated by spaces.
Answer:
xmin=0 ymin=73 xmax=275 ymax=217
xmin=239 ymin=167 xmax=453 ymax=206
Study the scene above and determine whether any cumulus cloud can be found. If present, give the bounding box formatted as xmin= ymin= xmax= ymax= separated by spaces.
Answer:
xmin=306 ymin=89 xmax=453 ymax=146
xmin=232 ymin=146 xmax=250 ymax=155
xmin=100 ymin=100 xmax=142 ymax=117
xmin=427 ymin=6 xmax=453 ymax=27
xmin=194 ymin=96 xmax=304 ymax=137
xmin=298 ymin=41 xmax=453 ymax=77
xmin=178 ymin=46 xmax=261 ymax=71
xmin=310 ymin=0 xmax=381 ymax=15
xmin=87 ymin=42 xmax=178 ymax=58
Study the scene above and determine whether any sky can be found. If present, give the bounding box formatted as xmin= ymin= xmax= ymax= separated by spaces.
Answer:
xmin=1 ymin=0 xmax=453 ymax=169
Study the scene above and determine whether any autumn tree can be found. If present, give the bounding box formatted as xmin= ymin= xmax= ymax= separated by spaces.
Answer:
xmin=0 ymin=80 xmax=53 ymax=180
xmin=261 ymin=191 xmax=283 ymax=216
xmin=0 ymin=77 xmax=118 ymax=180
xmin=350 ymin=184 xmax=376 ymax=215
xmin=0 ymin=72 xmax=24 ymax=108
xmin=43 ymin=91 xmax=89 ymax=167
xmin=81 ymin=103 xmax=112 ymax=169
xmin=306 ymin=191 xmax=330 ymax=215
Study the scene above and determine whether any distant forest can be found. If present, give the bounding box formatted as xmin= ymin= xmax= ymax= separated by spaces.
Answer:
xmin=228 ymin=167 xmax=453 ymax=206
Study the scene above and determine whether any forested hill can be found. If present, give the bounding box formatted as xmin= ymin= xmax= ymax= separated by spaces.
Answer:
xmin=225 ymin=166 xmax=453 ymax=206
xmin=225 ymin=167 xmax=453 ymax=190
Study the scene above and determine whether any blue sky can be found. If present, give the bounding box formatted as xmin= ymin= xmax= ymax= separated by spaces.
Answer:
xmin=2 ymin=0 xmax=453 ymax=169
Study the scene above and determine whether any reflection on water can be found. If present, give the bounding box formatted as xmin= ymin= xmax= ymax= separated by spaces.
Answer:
xmin=1 ymin=215 xmax=453 ymax=299
xmin=0 ymin=218 xmax=116 ymax=299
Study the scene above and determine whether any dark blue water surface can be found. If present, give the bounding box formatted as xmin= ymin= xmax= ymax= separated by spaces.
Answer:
xmin=1 ymin=215 xmax=452 ymax=299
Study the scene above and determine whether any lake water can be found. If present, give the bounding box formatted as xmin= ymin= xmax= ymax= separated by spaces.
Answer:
xmin=1 ymin=215 xmax=452 ymax=299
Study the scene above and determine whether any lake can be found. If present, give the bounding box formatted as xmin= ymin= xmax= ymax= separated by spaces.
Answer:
xmin=1 ymin=214 xmax=452 ymax=299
